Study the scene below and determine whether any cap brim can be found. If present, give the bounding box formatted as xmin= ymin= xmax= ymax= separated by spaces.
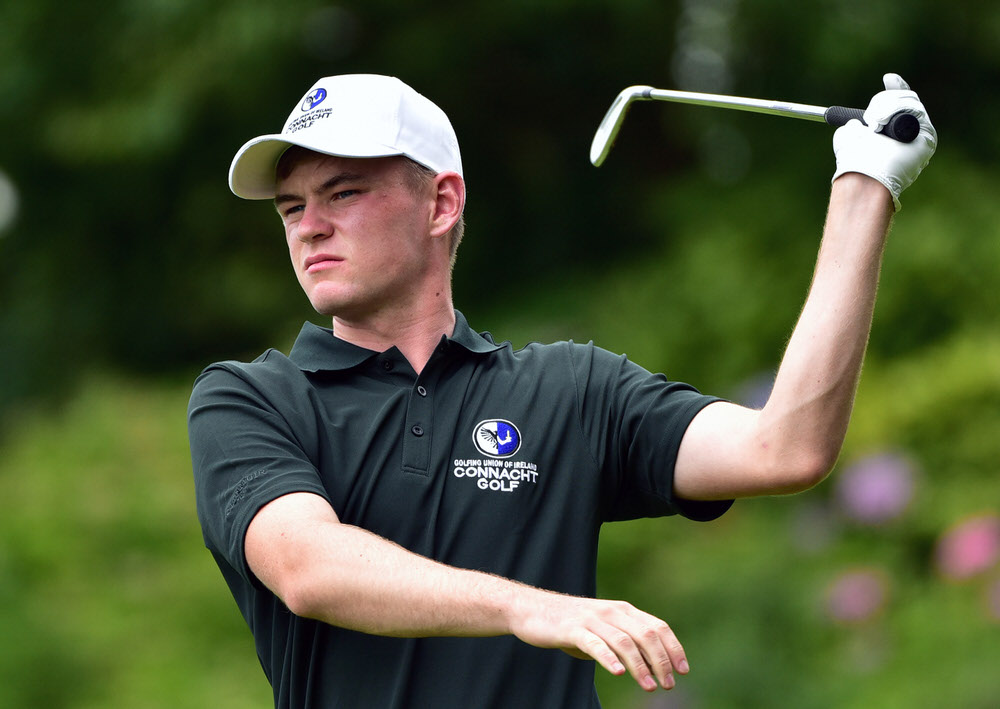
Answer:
xmin=228 ymin=134 xmax=402 ymax=200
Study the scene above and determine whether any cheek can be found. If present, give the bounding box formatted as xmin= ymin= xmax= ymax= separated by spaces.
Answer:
xmin=378 ymin=206 xmax=428 ymax=255
xmin=284 ymin=234 xmax=310 ymax=285
xmin=285 ymin=228 xmax=304 ymax=263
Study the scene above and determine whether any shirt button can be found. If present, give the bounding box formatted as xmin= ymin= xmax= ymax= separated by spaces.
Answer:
xmin=411 ymin=425 xmax=424 ymax=437
xmin=382 ymin=360 xmax=393 ymax=371
xmin=416 ymin=385 xmax=428 ymax=397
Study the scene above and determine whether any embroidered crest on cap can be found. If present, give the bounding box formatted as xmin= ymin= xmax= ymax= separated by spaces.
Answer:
xmin=301 ymin=88 xmax=327 ymax=111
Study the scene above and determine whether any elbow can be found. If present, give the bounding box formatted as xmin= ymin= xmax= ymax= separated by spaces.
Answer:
xmin=251 ymin=547 xmax=329 ymax=619
xmin=247 ymin=545 xmax=323 ymax=619
xmin=278 ymin=579 xmax=312 ymax=619
xmin=770 ymin=446 xmax=839 ymax=494
xmin=750 ymin=414 xmax=844 ymax=495
xmin=275 ymin=567 xmax=331 ymax=620
xmin=793 ymin=453 xmax=838 ymax=493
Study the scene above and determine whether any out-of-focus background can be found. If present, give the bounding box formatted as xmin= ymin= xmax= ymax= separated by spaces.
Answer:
xmin=1 ymin=1 xmax=998 ymax=707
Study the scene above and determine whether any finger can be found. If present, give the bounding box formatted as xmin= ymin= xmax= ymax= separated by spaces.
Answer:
xmin=882 ymin=72 xmax=910 ymax=91
xmin=655 ymin=620 xmax=689 ymax=676
xmin=640 ymin=644 xmax=676 ymax=690
xmin=650 ymin=617 xmax=688 ymax=675
xmin=607 ymin=606 xmax=683 ymax=689
xmin=630 ymin=618 xmax=683 ymax=689
xmin=863 ymin=89 xmax=920 ymax=130
xmin=573 ymin=630 xmax=627 ymax=678
xmin=593 ymin=622 xmax=660 ymax=692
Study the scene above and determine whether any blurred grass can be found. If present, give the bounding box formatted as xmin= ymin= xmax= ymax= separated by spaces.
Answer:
xmin=0 ymin=374 xmax=272 ymax=709
xmin=2 ymin=158 xmax=998 ymax=708
xmin=591 ymin=328 xmax=1000 ymax=709
xmin=3 ymin=333 xmax=995 ymax=708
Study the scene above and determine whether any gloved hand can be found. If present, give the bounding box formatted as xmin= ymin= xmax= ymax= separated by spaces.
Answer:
xmin=832 ymin=73 xmax=937 ymax=211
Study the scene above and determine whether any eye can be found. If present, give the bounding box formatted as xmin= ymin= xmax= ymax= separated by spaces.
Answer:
xmin=332 ymin=189 xmax=359 ymax=201
xmin=282 ymin=204 xmax=304 ymax=218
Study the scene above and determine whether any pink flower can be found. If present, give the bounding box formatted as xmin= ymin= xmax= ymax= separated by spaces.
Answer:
xmin=826 ymin=568 xmax=889 ymax=624
xmin=935 ymin=514 xmax=1000 ymax=581
xmin=834 ymin=452 xmax=916 ymax=525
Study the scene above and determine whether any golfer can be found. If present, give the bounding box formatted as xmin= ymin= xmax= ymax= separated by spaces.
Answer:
xmin=188 ymin=73 xmax=935 ymax=708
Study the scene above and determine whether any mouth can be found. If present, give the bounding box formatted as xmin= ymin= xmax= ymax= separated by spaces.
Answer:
xmin=304 ymin=254 xmax=344 ymax=273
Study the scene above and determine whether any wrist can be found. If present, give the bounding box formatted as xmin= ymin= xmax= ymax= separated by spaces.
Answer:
xmin=500 ymin=578 xmax=533 ymax=634
xmin=501 ymin=580 xmax=556 ymax=637
xmin=831 ymin=172 xmax=895 ymax=215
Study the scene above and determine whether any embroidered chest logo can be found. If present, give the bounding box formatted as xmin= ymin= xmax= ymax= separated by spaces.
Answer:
xmin=454 ymin=419 xmax=539 ymax=494
xmin=473 ymin=419 xmax=521 ymax=458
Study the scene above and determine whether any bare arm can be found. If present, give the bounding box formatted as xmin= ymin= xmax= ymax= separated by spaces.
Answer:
xmin=246 ymin=491 xmax=688 ymax=692
xmin=674 ymin=74 xmax=937 ymax=500
xmin=674 ymin=72 xmax=936 ymax=501
xmin=674 ymin=174 xmax=893 ymax=499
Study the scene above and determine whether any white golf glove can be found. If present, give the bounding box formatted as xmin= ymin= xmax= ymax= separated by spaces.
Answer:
xmin=832 ymin=73 xmax=937 ymax=211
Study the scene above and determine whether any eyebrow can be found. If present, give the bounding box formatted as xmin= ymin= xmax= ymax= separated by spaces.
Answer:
xmin=273 ymin=172 xmax=367 ymax=207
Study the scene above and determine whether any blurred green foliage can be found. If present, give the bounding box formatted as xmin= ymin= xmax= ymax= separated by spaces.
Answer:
xmin=1 ymin=1 xmax=998 ymax=708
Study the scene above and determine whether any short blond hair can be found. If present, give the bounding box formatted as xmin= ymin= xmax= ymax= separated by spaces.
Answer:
xmin=399 ymin=158 xmax=465 ymax=265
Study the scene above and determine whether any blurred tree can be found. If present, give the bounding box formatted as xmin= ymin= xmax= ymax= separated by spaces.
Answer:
xmin=1 ymin=3 xmax=998 ymax=709
xmin=1 ymin=0 xmax=995 ymax=418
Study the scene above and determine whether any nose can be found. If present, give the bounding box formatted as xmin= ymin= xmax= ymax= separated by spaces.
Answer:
xmin=295 ymin=202 xmax=333 ymax=243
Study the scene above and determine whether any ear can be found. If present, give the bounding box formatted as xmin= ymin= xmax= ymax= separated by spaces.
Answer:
xmin=428 ymin=172 xmax=465 ymax=239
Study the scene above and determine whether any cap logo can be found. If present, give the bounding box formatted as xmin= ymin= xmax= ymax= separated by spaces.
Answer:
xmin=473 ymin=419 xmax=521 ymax=458
xmin=301 ymin=88 xmax=327 ymax=111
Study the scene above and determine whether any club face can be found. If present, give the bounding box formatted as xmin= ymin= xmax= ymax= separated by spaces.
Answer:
xmin=589 ymin=86 xmax=652 ymax=166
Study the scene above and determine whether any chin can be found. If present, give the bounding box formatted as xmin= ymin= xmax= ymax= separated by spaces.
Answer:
xmin=303 ymin=283 xmax=352 ymax=317
xmin=309 ymin=298 xmax=346 ymax=317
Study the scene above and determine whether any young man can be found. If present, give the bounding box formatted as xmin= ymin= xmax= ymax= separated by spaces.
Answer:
xmin=189 ymin=73 xmax=936 ymax=707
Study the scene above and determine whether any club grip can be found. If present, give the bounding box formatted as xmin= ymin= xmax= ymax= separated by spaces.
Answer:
xmin=824 ymin=106 xmax=920 ymax=143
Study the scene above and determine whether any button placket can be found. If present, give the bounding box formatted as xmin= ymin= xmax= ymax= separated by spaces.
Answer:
xmin=401 ymin=376 xmax=434 ymax=476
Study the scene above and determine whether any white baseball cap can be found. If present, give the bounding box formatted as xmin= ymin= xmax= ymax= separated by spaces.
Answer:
xmin=229 ymin=74 xmax=463 ymax=199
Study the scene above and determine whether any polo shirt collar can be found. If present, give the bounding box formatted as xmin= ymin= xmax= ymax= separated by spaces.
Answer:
xmin=449 ymin=310 xmax=507 ymax=354
xmin=288 ymin=309 xmax=505 ymax=373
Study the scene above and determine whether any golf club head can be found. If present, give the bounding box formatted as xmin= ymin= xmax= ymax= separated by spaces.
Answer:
xmin=590 ymin=85 xmax=653 ymax=166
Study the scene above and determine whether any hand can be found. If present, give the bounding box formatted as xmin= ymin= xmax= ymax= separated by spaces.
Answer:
xmin=832 ymin=73 xmax=937 ymax=211
xmin=508 ymin=590 xmax=689 ymax=692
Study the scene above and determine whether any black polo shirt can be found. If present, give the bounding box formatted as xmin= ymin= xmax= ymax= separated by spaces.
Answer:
xmin=188 ymin=311 xmax=731 ymax=709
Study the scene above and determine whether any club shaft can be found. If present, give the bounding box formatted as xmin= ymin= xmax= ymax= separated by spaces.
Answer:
xmin=643 ymin=88 xmax=828 ymax=122
xmin=591 ymin=84 xmax=919 ymax=166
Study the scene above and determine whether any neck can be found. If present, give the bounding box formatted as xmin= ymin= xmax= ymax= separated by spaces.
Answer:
xmin=332 ymin=297 xmax=456 ymax=375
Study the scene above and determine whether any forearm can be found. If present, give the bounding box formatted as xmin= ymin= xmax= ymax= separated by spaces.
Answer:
xmin=292 ymin=523 xmax=687 ymax=691
xmin=277 ymin=517 xmax=522 ymax=637
xmin=675 ymin=75 xmax=933 ymax=500
xmin=757 ymin=173 xmax=893 ymax=477
xmin=248 ymin=492 xmax=688 ymax=692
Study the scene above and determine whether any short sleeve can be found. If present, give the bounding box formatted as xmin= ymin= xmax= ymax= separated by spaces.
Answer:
xmin=569 ymin=344 xmax=733 ymax=523
xmin=188 ymin=363 xmax=331 ymax=586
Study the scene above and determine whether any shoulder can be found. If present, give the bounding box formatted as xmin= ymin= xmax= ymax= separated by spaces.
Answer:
xmin=203 ymin=347 xmax=299 ymax=379
xmin=484 ymin=339 xmax=647 ymax=401
xmin=194 ymin=348 xmax=295 ymax=387
xmin=509 ymin=339 xmax=639 ymax=376
xmin=189 ymin=348 xmax=309 ymax=412
xmin=507 ymin=338 xmax=618 ymax=361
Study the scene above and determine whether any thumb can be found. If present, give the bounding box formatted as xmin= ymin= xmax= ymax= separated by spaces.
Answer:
xmin=882 ymin=72 xmax=910 ymax=91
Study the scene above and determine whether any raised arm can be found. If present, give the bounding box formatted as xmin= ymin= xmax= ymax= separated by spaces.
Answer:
xmin=674 ymin=73 xmax=937 ymax=501
xmin=246 ymin=491 xmax=688 ymax=692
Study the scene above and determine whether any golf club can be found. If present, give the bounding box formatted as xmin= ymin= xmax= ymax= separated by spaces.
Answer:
xmin=590 ymin=85 xmax=921 ymax=166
